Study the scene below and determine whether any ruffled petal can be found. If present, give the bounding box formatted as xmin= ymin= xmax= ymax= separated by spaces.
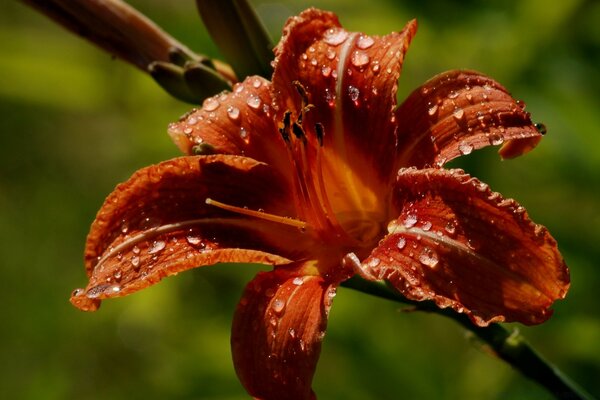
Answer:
xmin=231 ymin=266 xmax=336 ymax=400
xmin=363 ymin=168 xmax=569 ymax=326
xmin=395 ymin=70 xmax=542 ymax=168
xmin=71 ymin=155 xmax=313 ymax=311
xmin=167 ymin=76 xmax=290 ymax=173
xmin=272 ymin=8 xmax=417 ymax=186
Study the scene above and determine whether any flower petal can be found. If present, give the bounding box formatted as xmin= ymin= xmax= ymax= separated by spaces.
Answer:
xmin=395 ymin=70 xmax=542 ymax=168
xmin=231 ymin=266 xmax=336 ymax=400
xmin=70 ymin=155 xmax=312 ymax=311
xmin=363 ymin=167 xmax=569 ymax=326
xmin=272 ymin=8 xmax=417 ymax=184
xmin=167 ymin=76 xmax=290 ymax=173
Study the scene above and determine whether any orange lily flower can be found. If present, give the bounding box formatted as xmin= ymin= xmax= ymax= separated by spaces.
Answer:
xmin=70 ymin=8 xmax=569 ymax=400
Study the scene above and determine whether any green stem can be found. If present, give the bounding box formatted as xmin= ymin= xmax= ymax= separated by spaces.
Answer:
xmin=341 ymin=276 xmax=594 ymax=400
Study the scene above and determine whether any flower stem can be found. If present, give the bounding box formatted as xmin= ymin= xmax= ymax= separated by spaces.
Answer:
xmin=340 ymin=276 xmax=594 ymax=400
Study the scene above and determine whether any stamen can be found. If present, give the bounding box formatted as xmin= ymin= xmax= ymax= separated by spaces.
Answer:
xmin=205 ymin=198 xmax=307 ymax=229
xmin=315 ymin=123 xmax=324 ymax=147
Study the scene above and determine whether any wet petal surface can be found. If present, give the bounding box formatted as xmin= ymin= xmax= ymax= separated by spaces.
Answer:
xmin=395 ymin=70 xmax=542 ymax=168
xmin=71 ymin=155 xmax=312 ymax=311
xmin=232 ymin=266 xmax=336 ymax=400
xmin=364 ymin=167 xmax=569 ymax=326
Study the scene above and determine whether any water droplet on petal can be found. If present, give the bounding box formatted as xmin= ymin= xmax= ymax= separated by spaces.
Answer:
xmin=226 ymin=106 xmax=240 ymax=121
xmin=252 ymin=78 xmax=262 ymax=88
xmin=272 ymin=299 xmax=285 ymax=313
xmin=535 ymin=122 xmax=547 ymax=135
xmin=403 ymin=214 xmax=418 ymax=228
xmin=357 ymin=35 xmax=375 ymax=49
xmin=428 ymin=104 xmax=438 ymax=116
xmin=203 ymin=97 xmax=219 ymax=111
xmin=288 ymin=328 xmax=296 ymax=338
xmin=323 ymin=28 xmax=348 ymax=45
xmin=292 ymin=277 xmax=304 ymax=286
xmin=326 ymin=48 xmax=336 ymax=60
xmin=132 ymin=246 xmax=140 ymax=255
xmin=246 ymin=95 xmax=261 ymax=109
xmin=348 ymin=86 xmax=360 ymax=103
xmin=419 ymin=248 xmax=439 ymax=268
xmin=397 ymin=237 xmax=406 ymax=249
xmin=321 ymin=65 xmax=332 ymax=77
xmin=239 ymin=127 xmax=248 ymax=139
xmin=148 ymin=240 xmax=166 ymax=254
xmin=368 ymin=257 xmax=380 ymax=267
xmin=351 ymin=51 xmax=370 ymax=67
xmin=448 ymin=90 xmax=458 ymax=99
xmin=490 ymin=134 xmax=504 ymax=145
xmin=186 ymin=235 xmax=202 ymax=245
xmin=453 ymin=108 xmax=465 ymax=121
xmin=444 ymin=222 xmax=456 ymax=235
xmin=422 ymin=221 xmax=432 ymax=231
xmin=458 ymin=142 xmax=473 ymax=155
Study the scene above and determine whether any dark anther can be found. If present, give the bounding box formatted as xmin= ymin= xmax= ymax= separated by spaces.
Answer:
xmin=192 ymin=143 xmax=215 ymax=155
xmin=293 ymin=80 xmax=309 ymax=105
xmin=292 ymin=122 xmax=306 ymax=140
xmin=315 ymin=123 xmax=324 ymax=146
xmin=534 ymin=122 xmax=547 ymax=135
xmin=283 ymin=110 xmax=291 ymax=128
xmin=279 ymin=127 xmax=290 ymax=143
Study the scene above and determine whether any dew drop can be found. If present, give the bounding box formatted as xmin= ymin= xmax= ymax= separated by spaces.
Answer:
xmin=351 ymin=51 xmax=370 ymax=67
xmin=371 ymin=63 xmax=380 ymax=73
xmin=453 ymin=108 xmax=465 ymax=121
xmin=403 ymin=214 xmax=418 ymax=228
xmin=183 ymin=127 xmax=193 ymax=135
xmin=239 ymin=127 xmax=248 ymax=139
xmin=490 ymin=134 xmax=504 ymax=145
xmin=272 ymin=299 xmax=285 ymax=313
xmin=265 ymin=288 xmax=275 ymax=298
xmin=428 ymin=104 xmax=438 ymax=116
xmin=132 ymin=246 xmax=140 ymax=255
xmin=448 ymin=90 xmax=459 ymax=99
xmin=323 ymin=28 xmax=348 ymax=45
xmin=368 ymin=257 xmax=380 ymax=267
xmin=465 ymin=93 xmax=473 ymax=101
xmin=397 ymin=237 xmax=406 ymax=249
xmin=357 ymin=35 xmax=375 ymax=49
xmin=292 ymin=277 xmax=304 ymax=286
xmin=148 ymin=240 xmax=166 ymax=254
xmin=112 ymin=269 xmax=122 ymax=281
xmin=246 ymin=95 xmax=261 ymax=109
xmin=288 ymin=328 xmax=296 ymax=338
xmin=226 ymin=106 xmax=240 ymax=121
xmin=419 ymin=249 xmax=439 ymax=268
xmin=458 ymin=142 xmax=473 ymax=155
xmin=444 ymin=222 xmax=456 ymax=235
xmin=324 ymin=88 xmax=336 ymax=107
xmin=203 ymin=97 xmax=219 ymax=111
xmin=110 ymin=285 xmax=121 ymax=293
xmin=535 ymin=122 xmax=547 ymax=135
xmin=348 ymin=86 xmax=360 ymax=102
xmin=186 ymin=235 xmax=202 ymax=245
xmin=321 ymin=65 xmax=332 ymax=77
xmin=234 ymin=83 xmax=244 ymax=93
xmin=326 ymin=48 xmax=336 ymax=60
xmin=252 ymin=78 xmax=262 ymax=88
xmin=422 ymin=221 xmax=432 ymax=231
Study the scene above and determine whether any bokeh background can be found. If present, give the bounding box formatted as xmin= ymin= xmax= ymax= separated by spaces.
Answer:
xmin=1 ymin=0 xmax=599 ymax=399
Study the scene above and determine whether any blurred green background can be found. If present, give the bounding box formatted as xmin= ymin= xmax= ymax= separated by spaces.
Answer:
xmin=1 ymin=0 xmax=599 ymax=399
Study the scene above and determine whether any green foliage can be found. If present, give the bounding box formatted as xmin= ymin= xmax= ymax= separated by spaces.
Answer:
xmin=1 ymin=0 xmax=598 ymax=398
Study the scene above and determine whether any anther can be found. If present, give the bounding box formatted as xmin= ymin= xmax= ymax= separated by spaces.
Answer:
xmin=292 ymin=122 xmax=306 ymax=140
xmin=315 ymin=123 xmax=325 ymax=147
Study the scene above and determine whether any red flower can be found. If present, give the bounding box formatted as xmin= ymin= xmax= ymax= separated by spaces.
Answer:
xmin=71 ymin=8 xmax=569 ymax=400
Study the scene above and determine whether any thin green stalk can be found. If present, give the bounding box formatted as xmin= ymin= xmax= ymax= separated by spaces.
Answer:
xmin=341 ymin=276 xmax=594 ymax=400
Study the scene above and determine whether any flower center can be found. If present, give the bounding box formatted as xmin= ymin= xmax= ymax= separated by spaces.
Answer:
xmin=277 ymin=86 xmax=385 ymax=250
